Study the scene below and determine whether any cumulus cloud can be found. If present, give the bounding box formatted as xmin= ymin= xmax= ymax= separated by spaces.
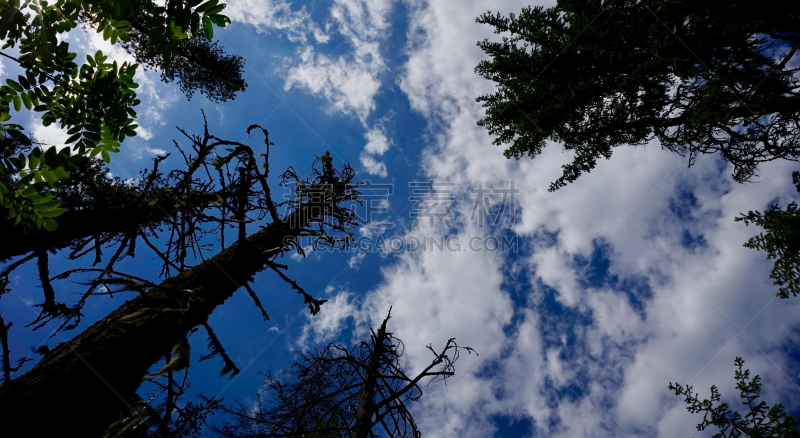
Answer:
xmin=363 ymin=125 xmax=391 ymax=155
xmin=358 ymin=124 xmax=392 ymax=177
xmin=359 ymin=154 xmax=388 ymax=178
xmin=319 ymin=0 xmax=800 ymax=437
xmin=285 ymin=46 xmax=383 ymax=121
xmin=297 ymin=290 xmax=358 ymax=348
xmin=136 ymin=126 xmax=154 ymax=141
xmin=282 ymin=0 xmax=394 ymax=123
xmin=29 ymin=117 xmax=70 ymax=151
xmin=226 ymin=0 xmax=328 ymax=43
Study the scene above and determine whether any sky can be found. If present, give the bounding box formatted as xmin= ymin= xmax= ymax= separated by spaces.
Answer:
xmin=2 ymin=0 xmax=800 ymax=437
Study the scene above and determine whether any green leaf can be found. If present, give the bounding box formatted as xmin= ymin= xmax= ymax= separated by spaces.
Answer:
xmin=52 ymin=167 xmax=71 ymax=182
xmin=17 ymin=75 xmax=30 ymax=89
xmin=42 ymin=217 xmax=58 ymax=231
xmin=9 ymin=156 xmax=23 ymax=170
xmin=83 ymin=131 xmax=101 ymax=141
xmin=101 ymin=149 xmax=111 ymax=163
xmin=65 ymin=131 xmax=82 ymax=144
xmin=20 ymin=91 xmax=31 ymax=110
xmin=111 ymin=20 xmax=130 ymax=29
xmin=29 ymin=147 xmax=42 ymax=169
xmin=207 ymin=14 xmax=230 ymax=27
xmin=35 ymin=200 xmax=61 ymax=210
xmin=202 ymin=15 xmax=213 ymax=39
xmin=205 ymin=4 xmax=225 ymax=15
xmin=196 ymin=0 xmax=219 ymax=13
xmin=0 ymin=113 xmax=10 ymax=122
xmin=31 ymin=191 xmax=54 ymax=204
xmin=5 ymin=79 xmax=22 ymax=92
xmin=12 ymin=95 xmax=21 ymax=112
xmin=38 ymin=207 xmax=64 ymax=218
xmin=40 ymin=168 xmax=58 ymax=188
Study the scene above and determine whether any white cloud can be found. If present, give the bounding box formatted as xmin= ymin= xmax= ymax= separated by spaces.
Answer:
xmin=281 ymin=0 xmax=394 ymax=123
xmin=297 ymin=291 xmax=358 ymax=348
xmin=285 ymin=46 xmax=383 ymax=121
xmin=136 ymin=126 xmax=154 ymax=141
xmin=146 ymin=147 xmax=167 ymax=156
xmin=29 ymin=117 xmax=70 ymax=150
xmin=357 ymin=123 xmax=393 ymax=177
xmin=308 ymin=0 xmax=800 ymax=436
xmin=363 ymin=125 xmax=391 ymax=155
xmin=359 ymin=153 xmax=387 ymax=177
xmin=348 ymin=252 xmax=366 ymax=269
xmin=225 ymin=0 xmax=328 ymax=43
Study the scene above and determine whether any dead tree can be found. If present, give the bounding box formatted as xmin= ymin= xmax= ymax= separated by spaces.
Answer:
xmin=212 ymin=308 xmax=476 ymax=438
xmin=0 ymin=119 xmax=362 ymax=437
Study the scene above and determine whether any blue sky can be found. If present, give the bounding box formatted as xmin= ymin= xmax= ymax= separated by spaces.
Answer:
xmin=2 ymin=0 xmax=800 ymax=436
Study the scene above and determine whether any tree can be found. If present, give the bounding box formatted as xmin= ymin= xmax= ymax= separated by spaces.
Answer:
xmin=475 ymin=0 xmax=799 ymax=192
xmin=0 ymin=119 xmax=363 ymax=436
xmin=0 ymin=0 xmax=238 ymax=231
xmin=669 ymin=357 xmax=800 ymax=437
xmin=117 ymin=0 xmax=247 ymax=104
xmin=735 ymin=172 xmax=800 ymax=299
xmin=212 ymin=309 xmax=476 ymax=438
xmin=0 ymin=156 xmax=149 ymax=261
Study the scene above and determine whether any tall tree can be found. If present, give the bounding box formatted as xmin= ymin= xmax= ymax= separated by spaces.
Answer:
xmin=0 ymin=120 xmax=363 ymax=436
xmin=0 ymin=0 xmax=238 ymax=231
xmin=212 ymin=309 xmax=475 ymax=438
xmin=475 ymin=0 xmax=799 ymax=191
xmin=474 ymin=0 xmax=800 ymax=299
xmin=669 ymin=357 xmax=800 ymax=437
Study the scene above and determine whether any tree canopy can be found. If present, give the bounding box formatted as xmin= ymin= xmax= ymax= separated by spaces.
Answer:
xmin=735 ymin=172 xmax=800 ymax=299
xmin=116 ymin=0 xmax=247 ymax=103
xmin=475 ymin=0 xmax=800 ymax=191
xmin=670 ymin=357 xmax=800 ymax=438
xmin=0 ymin=0 xmax=239 ymax=232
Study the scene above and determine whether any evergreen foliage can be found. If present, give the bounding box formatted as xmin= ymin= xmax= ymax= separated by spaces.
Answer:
xmin=670 ymin=357 xmax=800 ymax=437
xmin=475 ymin=0 xmax=800 ymax=191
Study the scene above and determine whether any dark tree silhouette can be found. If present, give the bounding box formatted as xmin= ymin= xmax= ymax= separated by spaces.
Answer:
xmin=117 ymin=0 xmax=247 ymax=103
xmin=212 ymin=309 xmax=475 ymax=438
xmin=0 ymin=157 xmax=150 ymax=261
xmin=0 ymin=0 xmax=241 ymax=231
xmin=736 ymin=172 xmax=800 ymax=299
xmin=670 ymin=357 xmax=800 ymax=437
xmin=475 ymin=0 xmax=800 ymax=191
xmin=0 ymin=117 xmax=363 ymax=437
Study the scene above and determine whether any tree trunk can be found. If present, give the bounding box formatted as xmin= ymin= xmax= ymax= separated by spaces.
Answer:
xmin=0 ymin=200 xmax=323 ymax=436
xmin=0 ymin=189 xmax=226 ymax=261
xmin=352 ymin=316 xmax=389 ymax=438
